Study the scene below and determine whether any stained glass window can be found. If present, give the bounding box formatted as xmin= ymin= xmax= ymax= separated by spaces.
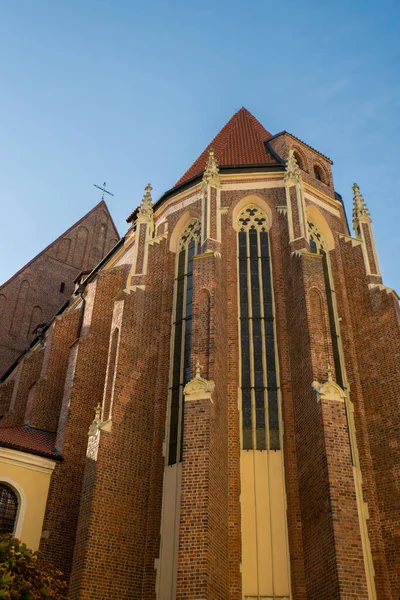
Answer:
xmin=237 ymin=205 xmax=279 ymax=451
xmin=0 ymin=484 xmax=18 ymax=535
xmin=168 ymin=218 xmax=201 ymax=465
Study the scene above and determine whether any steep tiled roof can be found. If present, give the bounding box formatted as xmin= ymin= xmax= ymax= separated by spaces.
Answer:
xmin=0 ymin=425 xmax=59 ymax=459
xmin=174 ymin=107 xmax=278 ymax=187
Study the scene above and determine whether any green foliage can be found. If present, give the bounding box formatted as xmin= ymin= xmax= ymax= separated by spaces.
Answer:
xmin=0 ymin=535 xmax=68 ymax=599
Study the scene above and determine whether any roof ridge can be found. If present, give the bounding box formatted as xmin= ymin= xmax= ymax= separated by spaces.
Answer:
xmin=0 ymin=200 xmax=119 ymax=289
xmin=173 ymin=107 xmax=277 ymax=188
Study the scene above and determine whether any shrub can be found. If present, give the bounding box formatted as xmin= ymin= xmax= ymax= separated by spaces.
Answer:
xmin=0 ymin=535 xmax=68 ymax=599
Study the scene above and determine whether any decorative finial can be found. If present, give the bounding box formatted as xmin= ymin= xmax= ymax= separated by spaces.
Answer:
xmin=352 ymin=183 xmax=371 ymax=229
xmin=284 ymin=147 xmax=301 ymax=185
xmin=137 ymin=183 xmax=154 ymax=222
xmin=327 ymin=364 xmax=333 ymax=382
xmin=195 ymin=361 xmax=202 ymax=378
xmin=202 ymin=148 xmax=220 ymax=188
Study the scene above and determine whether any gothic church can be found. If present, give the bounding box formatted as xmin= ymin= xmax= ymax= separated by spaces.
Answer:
xmin=0 ymin=108 xmax=399 ymax=600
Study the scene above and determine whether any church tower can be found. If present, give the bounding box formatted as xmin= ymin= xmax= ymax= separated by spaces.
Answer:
xmin=0 ymin=108 xmax=399 ymax=600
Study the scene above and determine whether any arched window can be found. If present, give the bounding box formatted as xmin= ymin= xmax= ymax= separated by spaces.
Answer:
xmin=308 ymin=221 xmax=343 ymax=387
xmin=0 ymin=294 xmax=6 ymax=321
xmin=73 ymin=226 xmax=89 ymax=268
xmin=0 ymin=484 xmax=18 ymax=534
xmin=27 ymin=305 xmax=42 ymax=339
xmin=237 ymin=205 xmax=279 ymax=451
xmin=10 ymin=280 xmax=29 ymax=335
xmin=57 ymin=238 xmax=71 ymax=261
xmin=293 ymin=151 xmax=304 ymax=171
xmin=313 ymin=165 xmax=324 ymax=182
xmin=167 ymin=218 xmax=201 ymax=465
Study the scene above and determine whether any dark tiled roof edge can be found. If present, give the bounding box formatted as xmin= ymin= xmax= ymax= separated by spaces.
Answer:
xmin=266 ymin=131 xmax=333 ymax=164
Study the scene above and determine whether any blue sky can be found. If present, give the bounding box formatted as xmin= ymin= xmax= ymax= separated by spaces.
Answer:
xmin=0 ymin=0 xmax=399 ymax=290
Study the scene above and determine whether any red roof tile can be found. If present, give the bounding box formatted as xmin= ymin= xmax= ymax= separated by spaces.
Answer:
xmin=126 ymin=205 xmax=139 ymax=224
xmin=174 ymin=107 xmax=277 ymax=187
xmin=0 ymin=425 xmax=58 ymax=459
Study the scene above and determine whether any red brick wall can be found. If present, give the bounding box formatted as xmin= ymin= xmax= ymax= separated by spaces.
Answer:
xmin=274 ymin=210 xmax=308 ymax=599
xmin=268 ymin=134 xmax=336 ymax=196
xmin=223 ymin=211 xmax=243 ymax=599
xmin=0 ymin=380 xmax=14 ymax=417
xmin=0 ymin=201 xmax=119 ymax=376
xmin=0 ymin=349 xmax=44 ymax=425
xmin=28 ymin=310 xmax=80 ymax=431
xmin=340 ymin=234 xmax=400 ymax=598
xmin=0 ymin=168 xmax=397 ymax=599
xmin=69 ymin=239 xmax=172 ymax=599
xmin=39 ymin=267 xmax=124 ymax=579
xmin=176 ymin=248 xmax=229 ymax=599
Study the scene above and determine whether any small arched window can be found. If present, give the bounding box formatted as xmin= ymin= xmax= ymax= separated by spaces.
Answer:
xmin=293 ymin=151 xmax=304 ymax=171
xmin=314 ymin=166 xmax=322 ymax=181
xmin=0 ymin=484 xmax=18 ymax=534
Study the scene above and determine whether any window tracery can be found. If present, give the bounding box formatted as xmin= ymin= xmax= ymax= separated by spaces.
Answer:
xmin=308 ymin=220 xmax=326 ymax=254
xmin=168 ymin=218 xmax=201 ymax=465
xmin=0 ymin=484 xmax=18 ymax=535
xmin=237 ymin=205 xmax=279 ymax=451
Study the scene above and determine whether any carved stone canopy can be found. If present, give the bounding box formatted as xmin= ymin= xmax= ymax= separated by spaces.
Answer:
xmin=284 ymin=147 xmax=301 ymax=186
xmin=352 ymin=183 xmax=371 ymax=227
xmin=312 ymin=366 xmax=346 ymax=403
xmin=202 ymin=148 xmax=220 ymax=188
xmin=184 ymin=362 xmax=215 ymax=401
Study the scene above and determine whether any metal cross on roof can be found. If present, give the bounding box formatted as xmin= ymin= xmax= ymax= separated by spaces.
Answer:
xmin=93 ymin=182 xmax=115 ymax=200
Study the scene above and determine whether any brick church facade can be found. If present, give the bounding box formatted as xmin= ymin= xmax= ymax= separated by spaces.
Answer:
xmin=0 ymin=108 xmax=398 ymax=599
xmin=0 ymin=200 xmax=119 ymax=376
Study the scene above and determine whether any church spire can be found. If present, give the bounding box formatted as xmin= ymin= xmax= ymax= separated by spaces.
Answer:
xmin=284 ymin=147 xmax=301 ymax=186
xmin=352 ymin=183 xmax=371 ymax=231
xmin=351 ymin=183 xmax=380 ymax=277
xmin=128 ymin=183 xmax=155 ymax=287
xmin=201 ymin=148 xmax=222 ymax=249
xmin=202 ymin=148 xmax=220 ymax=188
xmin=137 ymin=183 xmax=154 ymax=222
xmin=284 ymin=147 xmax=308 ymax=246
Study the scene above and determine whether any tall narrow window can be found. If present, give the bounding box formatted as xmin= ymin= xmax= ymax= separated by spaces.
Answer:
xmin=168 ymin=218 xmax=201 ymax=465
xmin=237 ymin=205 xmax=279 ymax=451
xmin=0 ymin=484 xmax=18 ymax=534
xmin=103 ymin=328 xmax=119 ymax=421
xmin=308 ymin=221 xmax=343 ymax=387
